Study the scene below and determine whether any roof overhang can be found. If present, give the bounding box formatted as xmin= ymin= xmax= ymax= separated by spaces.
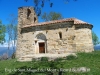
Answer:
xmin=21 ymin=18 xmax=93 ymax=29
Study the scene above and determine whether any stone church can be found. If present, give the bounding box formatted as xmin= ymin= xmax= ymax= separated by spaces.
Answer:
xmin=16 ymin=7 xmax=94 ymax=61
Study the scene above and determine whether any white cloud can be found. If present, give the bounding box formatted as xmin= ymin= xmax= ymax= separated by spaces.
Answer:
xmin=0 ymin=40 xmax=17 ymax=47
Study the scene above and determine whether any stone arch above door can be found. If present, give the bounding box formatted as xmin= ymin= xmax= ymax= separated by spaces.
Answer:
xmin=36 ymin=33 xmax=46 ymax=40
xmin=33 ymin=31 xmax=46 ymax=40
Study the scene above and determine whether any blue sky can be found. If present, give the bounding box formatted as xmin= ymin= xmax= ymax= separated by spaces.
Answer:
xmin=0 ymin=0 xmax=100 ymax=42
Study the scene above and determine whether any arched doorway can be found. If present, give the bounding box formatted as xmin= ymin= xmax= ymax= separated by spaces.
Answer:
xmin=35 ymin=33 xmax=47 ymax=53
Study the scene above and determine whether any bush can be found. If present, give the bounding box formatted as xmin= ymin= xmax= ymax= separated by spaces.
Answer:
xmin=0 ymin=56 xmax=1 ymax=61
xmin=66 ymin=54 xmax=77 ymax=60
xmin=11 ymin=52 xmax=15 ymax=59
xmin=0 ymin=53 xmax=8 ymax=60
xmin=41 ymin=57 xmax=48 ymax=61
xmin=54 ymin=57 xmax=64 ymax=61
xmin=32 ymin=58 xmax=37 ymax=62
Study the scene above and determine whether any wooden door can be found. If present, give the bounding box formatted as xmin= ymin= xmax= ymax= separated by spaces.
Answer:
xmin=39 ymin=43 xmax=45 ymax=53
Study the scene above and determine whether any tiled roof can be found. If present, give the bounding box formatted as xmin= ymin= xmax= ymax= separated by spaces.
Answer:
xmin=22 ymin=18 xmax=92 ymax=28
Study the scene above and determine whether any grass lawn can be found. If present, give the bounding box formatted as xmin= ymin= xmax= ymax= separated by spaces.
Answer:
xmin=0 ymin=51 xmax=100 ymax=75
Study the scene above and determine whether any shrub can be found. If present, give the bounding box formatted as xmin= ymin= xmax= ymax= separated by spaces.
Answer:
xmin=32 ymin=58 xmax=37 ymax=62
xmin=54 ymin=57 xmax=64 ymax=61
xmin=0 ymin=56 xmax=1 ymax=60
xmin=1 ymin=53 xmax=8 ymax=60
xmin=11 ymin=52 xmax=15 ymax=59
xmin=41 ymin=57 xmax=48 ymax=61
xmin=66 ymin=54 xmax=77 ymax=60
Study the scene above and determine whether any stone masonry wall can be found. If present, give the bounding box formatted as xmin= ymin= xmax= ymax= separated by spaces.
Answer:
xmin=16 ymin=22 xmax=76 ymax=58
xmin=16 ymin=7 xmax=38 ymax=58
xmin=75 ymin=25 xmax=94 ymax=52
xmin=46 ymin=24 xmax=76 ymax=53
xmin=16 ymin=7 xmax=94 ymax=59
xmin=16 ymin=22 xmax=94 ymax=58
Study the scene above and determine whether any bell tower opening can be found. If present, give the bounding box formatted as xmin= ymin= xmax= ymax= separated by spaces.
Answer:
xmin=27 ymin=9 xmax=31 ymax=19
xmin=34 ymin=17 xmax=36 ymax=23
xmin=18 ymin=7 xmax=38 ymax=26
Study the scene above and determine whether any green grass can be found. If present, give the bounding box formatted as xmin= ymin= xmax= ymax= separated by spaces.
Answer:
xmin=0 ymin=51 xmax=100 ymax=75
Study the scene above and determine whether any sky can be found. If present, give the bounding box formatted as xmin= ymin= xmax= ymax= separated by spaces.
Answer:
xmin=0 ymin=0 xmax=100 ymax=46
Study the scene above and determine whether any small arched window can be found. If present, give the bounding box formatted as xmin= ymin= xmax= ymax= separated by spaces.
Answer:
xmin=27 ymin=9 xmax=31 ymax=19
xmin=34 ymin=17 xmax=36 ymax=22
xmin=59 ymin=32 xmax=62 ymax=40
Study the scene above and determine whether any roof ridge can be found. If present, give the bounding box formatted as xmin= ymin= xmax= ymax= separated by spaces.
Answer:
xmin=22 ymin=18 xmax=92 ymax=28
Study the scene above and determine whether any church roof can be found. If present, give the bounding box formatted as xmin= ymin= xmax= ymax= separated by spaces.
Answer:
xmin=22 ymin=18 xmax=92 ymax=28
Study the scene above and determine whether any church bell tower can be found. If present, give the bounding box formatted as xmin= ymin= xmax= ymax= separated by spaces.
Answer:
xmin=18 ymin=6 xmax=38 ymax=27
xmin=16 ymin=7 xmax=38 ymax=58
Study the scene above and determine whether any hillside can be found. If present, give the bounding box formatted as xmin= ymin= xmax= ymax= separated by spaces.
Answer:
xmin=0 ymin=51 xmax=100 ymax=75
xmin=94 ymin=44 xmax=100 ymax=50
xmin=0 ymin=47 xmax=16 ymax=57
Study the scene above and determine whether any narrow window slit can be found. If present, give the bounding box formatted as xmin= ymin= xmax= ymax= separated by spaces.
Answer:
xmin=59 ymin=32 xmax=62 ymax=40
xmin=27 ymin=9 xmax=31 ymax=19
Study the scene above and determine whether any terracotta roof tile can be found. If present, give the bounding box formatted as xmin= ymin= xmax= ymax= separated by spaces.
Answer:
xmin=22 ymin=18 xmax=92 ymax=28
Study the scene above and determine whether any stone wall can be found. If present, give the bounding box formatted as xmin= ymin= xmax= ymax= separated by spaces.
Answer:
xmin=46 ymin=24 xmax=76 ymax=53
xmin=16 ymin=22 xmax=94 ymax=58
xmin=16 ymin=7 xmax=38 ymax=58
xmin=75 ymin=25 xmax=94 ymax=52
xmin=16 ymin=7 xmax=94 ymax=59
xmin=17 ymin=22 xmax=75 ymax=58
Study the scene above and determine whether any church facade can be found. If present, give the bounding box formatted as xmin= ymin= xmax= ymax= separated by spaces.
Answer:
xmin=16 ymin=7 xmax=94 ymax=61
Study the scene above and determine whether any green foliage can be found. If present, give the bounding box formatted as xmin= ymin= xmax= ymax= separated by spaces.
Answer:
xmin=92 ymin=31 xmax=100 ymax=45
xmin=41 ymin=57 xmax=48 ymax=61
xmin=1 ymin=51 xmax=100 ymax=75
xmin=0 ymin=20 xmax=5 ymax=44
xmin=66 ymin=54 xmax=77 ymax=60
xmin=41 ymin=11 xmax=63 ymax=21
xmin=54 ymin=57 xmax=64 ymax=61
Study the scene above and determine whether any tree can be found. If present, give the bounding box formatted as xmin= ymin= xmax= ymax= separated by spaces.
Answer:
xmin=13 ymin=25 xmax=17 ymax=47
xmin=6 ymin=14 xmax=17 ymax=57
xmin=0 ymin=20 xmax=5 ymax=44
xmin=92 ymin=31 xmax=100 ymax=45
xmin=24 ymin=0 xmax=77 ymax=16
xmin=41 ymin=11 xmax=63 ymax=21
